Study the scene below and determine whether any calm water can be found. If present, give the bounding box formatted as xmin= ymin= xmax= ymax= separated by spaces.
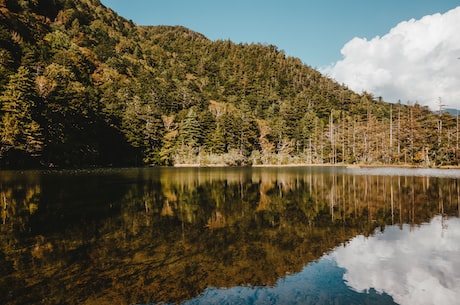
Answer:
xmin=1 ymin=167 xmax=459 ymax=305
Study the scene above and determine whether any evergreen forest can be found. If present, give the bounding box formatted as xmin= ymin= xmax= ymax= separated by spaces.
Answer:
xmin=1 ymin=0 xmax=458 ymax=168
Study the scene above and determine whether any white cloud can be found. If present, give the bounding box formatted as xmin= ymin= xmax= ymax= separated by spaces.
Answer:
xmin=323 ymin=7 xmax=460 ymax=110
xmin=331 ymin=216 xmax=460 ymax=305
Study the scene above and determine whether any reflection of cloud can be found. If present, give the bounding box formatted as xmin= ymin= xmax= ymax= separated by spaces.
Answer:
xmin=177 ymin=216 xmax=459 ymax=305
xmin=331 ymin=216 xmax=460 ymax=305
xmin=183 ymin=258 xmax=396 ymax=305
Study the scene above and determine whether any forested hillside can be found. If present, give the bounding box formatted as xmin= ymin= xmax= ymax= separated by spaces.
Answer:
xmin=0 ymin=0 xmax=458 ymax=168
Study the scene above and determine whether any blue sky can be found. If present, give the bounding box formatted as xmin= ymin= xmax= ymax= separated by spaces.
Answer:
xmin=100 ymin=0 xmax=460 ymax=108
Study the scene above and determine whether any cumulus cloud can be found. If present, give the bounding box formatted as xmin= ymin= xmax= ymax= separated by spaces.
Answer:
xmin=331 ymin=216 xmax=460 ymax=305
xmin=323 ymin=7 xmax=460 ymax=110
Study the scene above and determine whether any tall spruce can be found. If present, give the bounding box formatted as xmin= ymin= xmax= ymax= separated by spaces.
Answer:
xmin=0 ymin=66 xmax=43 ymax=161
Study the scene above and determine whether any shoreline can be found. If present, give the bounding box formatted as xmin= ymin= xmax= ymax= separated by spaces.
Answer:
xmin=173 ymin=163 xmax=460 ymax=169
xmin=3 ymin=163 xmax=460 ymax=171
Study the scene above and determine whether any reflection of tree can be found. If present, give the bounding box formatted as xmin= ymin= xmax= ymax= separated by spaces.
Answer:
xmin=0 ymin=173 xmax=42 ymax=304
xmin=1 ymin=168 xmax=459 ymax=304
xmin=0 ymin=176 xmax=40 ymax=229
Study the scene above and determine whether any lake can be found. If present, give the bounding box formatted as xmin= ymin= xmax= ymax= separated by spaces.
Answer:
xmin=1 ymin=167 xmax=459 ymax=305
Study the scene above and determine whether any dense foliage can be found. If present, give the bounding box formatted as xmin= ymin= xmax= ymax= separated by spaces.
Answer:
xmin=0 ymin=0 xmax=458 ymax=167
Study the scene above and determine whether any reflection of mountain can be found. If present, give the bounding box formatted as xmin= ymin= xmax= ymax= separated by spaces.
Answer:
xmin=332 ymin=216 xmax=460 ymax=305
xmin=0 ymin=168 xmax=459 ymax=304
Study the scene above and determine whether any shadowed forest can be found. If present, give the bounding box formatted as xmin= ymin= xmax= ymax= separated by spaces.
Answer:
xmin=1 ymin=0 xmax=459 ymax=168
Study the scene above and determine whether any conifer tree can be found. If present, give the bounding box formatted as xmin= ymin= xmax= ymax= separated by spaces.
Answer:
xmin=0 ymin=66 xmax=43 ymax=159
xmin=209 ymin=123 xmax=226 ymax=154
xmin=179 ymin=107 xmax=203 ymax=148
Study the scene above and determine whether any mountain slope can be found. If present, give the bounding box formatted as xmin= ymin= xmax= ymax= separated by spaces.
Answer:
xmin=0 ymin=0 xmax=457 ymax=167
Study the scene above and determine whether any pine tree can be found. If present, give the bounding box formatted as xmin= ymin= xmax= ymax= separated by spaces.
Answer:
xmin=179 ymin=107 xmax=203 ymax=148
xmin=209 ymin=123 xmax=226 ymax=154
xmin=0 ymin=66 xmax=43 ymax=159
xmin=142 ymin=105 xmax=165 ymax=164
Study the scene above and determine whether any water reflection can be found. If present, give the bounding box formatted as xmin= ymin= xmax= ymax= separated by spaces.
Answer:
xmin=0 ymin=167 xmax=459 ymax=305
xmin=332 ymin=216 xmax=460 ymax=305
xmin=186 ymin=216 xmax=459 ymax=305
